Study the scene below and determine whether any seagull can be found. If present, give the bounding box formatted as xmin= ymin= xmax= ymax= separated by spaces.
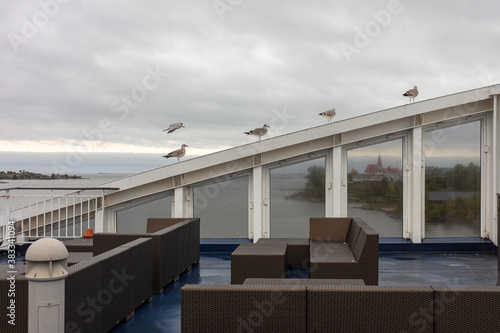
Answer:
xmin=403 ymin=86 xmax=419 ymax=103
xmin=163 ymin=122 xmax=185 ymax=134
xmin=319 ymin=108 xmax=336 ymax=123
xmin=244 ymin=124 xmax=269 ymax=141
xmin=163 ymin=144 xmax=188 ymax=162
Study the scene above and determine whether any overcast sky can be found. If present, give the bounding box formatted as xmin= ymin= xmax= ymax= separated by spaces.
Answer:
xmin=1 ymin=1 xmax=499 ymax=174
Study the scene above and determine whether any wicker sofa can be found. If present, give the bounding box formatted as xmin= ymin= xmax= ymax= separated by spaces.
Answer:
xmin=181 ymin=281 xmax=500 ymax=333
xmin=0 ymin=237 xmax=153 ymax=333
xmin=233 ymin=217 xmax=379 ymax=285
xmin=309 ymin=217 xmax=379 ymax=285
xmin=93 ymin=217 xmax=200 ymax=294
xmin=65 ymin=237 xmax=153 ymax=333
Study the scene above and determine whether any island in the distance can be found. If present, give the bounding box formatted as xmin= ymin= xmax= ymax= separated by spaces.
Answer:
xmin=0 ymin=170 xmax=82 ymax=180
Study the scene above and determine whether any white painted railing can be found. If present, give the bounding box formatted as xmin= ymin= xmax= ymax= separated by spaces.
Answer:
xmin=0 ymin=187 xmax=118 ymax=246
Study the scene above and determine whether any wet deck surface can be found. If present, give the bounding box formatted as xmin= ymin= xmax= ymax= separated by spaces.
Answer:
xmin=111 ymin=251 xmax=498 ymax=333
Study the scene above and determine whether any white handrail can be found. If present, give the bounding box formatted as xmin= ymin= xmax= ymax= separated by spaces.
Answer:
xmin=0 ymin=187 xmax=118 ymax=245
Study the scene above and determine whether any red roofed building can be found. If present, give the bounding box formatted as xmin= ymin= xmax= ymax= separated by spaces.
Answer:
xmin=352 ymin=154 xmax=402 ymax=182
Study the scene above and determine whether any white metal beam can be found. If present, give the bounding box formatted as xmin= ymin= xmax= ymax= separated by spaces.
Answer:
xmin=325 ymin=148 xmax=334 ymax=217
xmin=251 ymin=166 xmax=264 ymax=242
xmin=331 ymin=146 xmax=344 ymax=216
xmin=410 ymin=126 xmax=424 ymax=243
xmin=173 ymin=187 xmax=187 ymax=218
xmin=491 ymin=95 xmax=499 ymax=244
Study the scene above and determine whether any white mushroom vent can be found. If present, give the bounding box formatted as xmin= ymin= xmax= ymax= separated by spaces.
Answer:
xmin=25 ymin=238 xmax=68 ymax=280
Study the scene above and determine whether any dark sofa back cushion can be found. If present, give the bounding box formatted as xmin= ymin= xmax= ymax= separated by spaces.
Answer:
xmin=147 ymin=218 xmax=186 ymax=233
xmin=93 ymin=233 xmax=147 ymax=256
xmin=310 ymin=218 xmax=352 ymax=242
xmin=346 ymin=218 xmax=362 ymax=248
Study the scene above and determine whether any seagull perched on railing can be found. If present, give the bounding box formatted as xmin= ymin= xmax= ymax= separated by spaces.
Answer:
xmin=163 ymin=144 xmax=188 ymax=162
xmin=163 ymin=122 xmax=185 ymax=134
xmin=319 ymin=108 xmax=336 ymax=123
xmin=244 ymin=124 xmax=269 ymax=141
xmin=403 ymin=86 xmax=419 ymax=103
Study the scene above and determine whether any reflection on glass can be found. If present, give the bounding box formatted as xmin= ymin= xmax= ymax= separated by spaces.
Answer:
xmin=116 ymin=195 xmax=172 ymax=233
xmin=270 ymin=158 xmax=325 ymax=238
xmin=347 ymin=140 xmax=403 ymax=237
xmin=424 ymin=121 xmax=481 ymax=237
xmin=193 ymin=176 xmax=248 ymax=238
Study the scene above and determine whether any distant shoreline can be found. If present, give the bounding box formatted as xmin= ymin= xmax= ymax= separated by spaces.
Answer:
xmin=0 ymin=170 xmax=83 ymax=180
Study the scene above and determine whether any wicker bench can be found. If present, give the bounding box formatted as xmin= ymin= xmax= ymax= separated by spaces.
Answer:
xmin=185 ymin=283 xmax=485 ymax=333
xmin=93 ymin=217 xmax=200 ymax=293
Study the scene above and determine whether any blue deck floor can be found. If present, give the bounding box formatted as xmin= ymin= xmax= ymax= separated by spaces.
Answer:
xmin=110 ymin=251 xmax=498 ymax=333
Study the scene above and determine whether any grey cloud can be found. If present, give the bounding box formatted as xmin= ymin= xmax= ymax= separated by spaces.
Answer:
xmin=1 ymin=1 xmax=499 ymax=173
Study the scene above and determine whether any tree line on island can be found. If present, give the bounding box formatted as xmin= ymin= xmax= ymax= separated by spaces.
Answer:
xmin=0 ymin=170 xmax=82 ymax=180
xmin=290 ymin=162 xmax=480 ymax=223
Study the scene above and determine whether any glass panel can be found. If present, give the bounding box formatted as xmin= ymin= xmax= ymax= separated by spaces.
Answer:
xmin=347 ymin=140 xmax=403 ymax=237
xmin=270 ymin=158 xmax=325 ymax=237
xmin=424 ymin=121 xmax=481 ymax=237
xmin=193 ymin=176 xmax=248 ymax=238
xmin=116 ymin=195 xmax=172 ymax=233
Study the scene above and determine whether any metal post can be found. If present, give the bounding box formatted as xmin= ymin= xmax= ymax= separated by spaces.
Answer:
xmin=4 ymin=190 xmax=11 ymax=242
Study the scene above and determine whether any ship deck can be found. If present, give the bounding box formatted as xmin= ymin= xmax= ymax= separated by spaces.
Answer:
xmin=1 ymin=239 xmax=497 ymax=332
xmin=109 ymin=242 xmax=498 ymax=333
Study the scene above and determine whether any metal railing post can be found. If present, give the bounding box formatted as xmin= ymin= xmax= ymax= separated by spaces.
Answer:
xmin=4 ymin=190 xmax=10 ymax=242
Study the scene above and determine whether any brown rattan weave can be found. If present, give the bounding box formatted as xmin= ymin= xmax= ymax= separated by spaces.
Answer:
xmin=307 ymin=285 xmax=434 ymax=333
xmin=256 ymin=238 xmax=310 ymax=267
xmin=0 ymin=266 xmax=28 ymax=333
xmin=231 ymin=243 xmax=288 ymax=284
xmin=243 ymin=278 xmax=365 ymax=286
xmin=181 ymin=284 xmax=306 ymax=333
xmin=433 ymin=286 xmax=500 ymax=333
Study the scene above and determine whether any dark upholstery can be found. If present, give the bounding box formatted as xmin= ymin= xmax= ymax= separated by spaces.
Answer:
xmin=256 ymin=238 xmax=310 ymax=268
xmin=65 ymin=237 xmax=153 ymax=333
xmin=182 ymin=283 xmax=442 ymax=333
xmin=243 ymin=278 xmax=365 ymax=286
xmin=231 ymin=243 xmax=288 ymax=284
xmin=309 ymin=217 xmax=379 ymax=285
xmin=93 ymin=217 xmax=200 ymax=293
xmin=146 ymin=218 xmax=186 ymax=233
xmin=175 ymin=221 xmax=192 ymax=273
xmin=309 ymin=217 xmax=352 ymax=242
xmin=155 ymin=224 xmax=179 ymax=287
xmin=65 ymin=255 xmax=103 ymax=333
xmin=118 ymin=238 xmax=154 ymax=316
xmin=181 ymin=284 xmax=307 ymax=333
xmin=0 ymin=238 xmax=153 ymax=333
xmin=63 ymin=237 xmax=93 ymax=252
xmin=307 ymin=285 xmax=434 ymax=333
xmin=433 ymin=286 xmax=500 ymax=333
xmin=0 ymin=266 xmax=28 ymax=333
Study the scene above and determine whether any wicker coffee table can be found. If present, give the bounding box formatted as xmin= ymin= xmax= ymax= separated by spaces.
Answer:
xmin=231 ymin=243 xmax=288 ymax=284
